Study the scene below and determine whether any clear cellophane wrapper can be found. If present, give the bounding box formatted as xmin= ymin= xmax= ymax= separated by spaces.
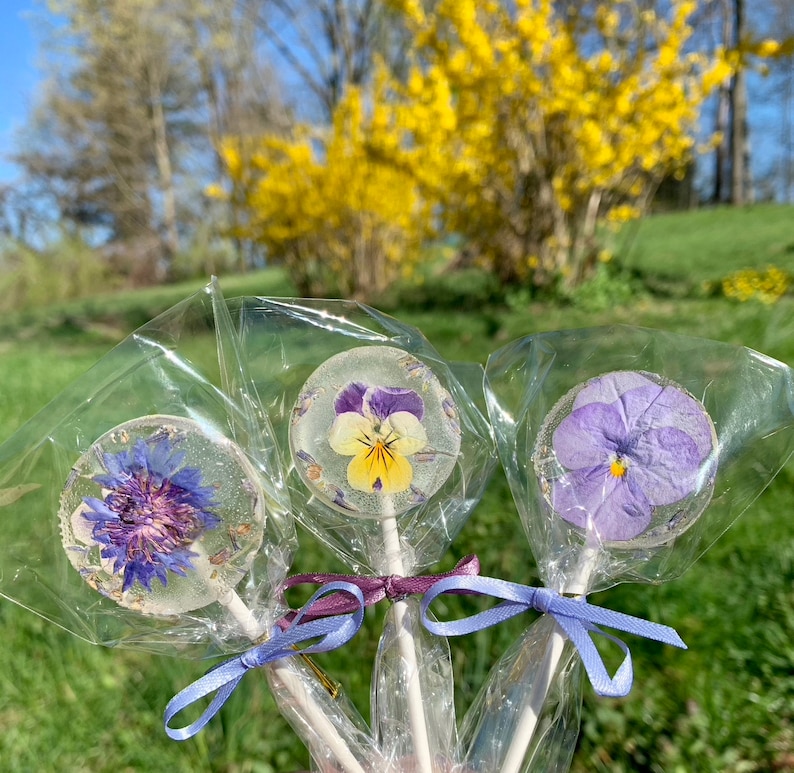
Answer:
xmin=465 ymin=325 xmax=794 ymax=773
xmin=0 ymin=280 xmax=295 ymax=655
xmin=227 ymin=297 xmax=496 ymax=772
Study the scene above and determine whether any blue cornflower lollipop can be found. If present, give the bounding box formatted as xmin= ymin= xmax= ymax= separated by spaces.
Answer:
xmin=60 ymin=415 xmax=265 ymax=616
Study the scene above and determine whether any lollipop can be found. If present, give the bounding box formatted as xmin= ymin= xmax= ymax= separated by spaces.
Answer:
xmin=59 ymin=416 xmax=267 ymax=630
xmin=497 ymin=369 xmax=715 ymax=773
xmin=290 ymin=345 xmax=462 ymax=773
xmin=423 ymin=326 xmax=794 ymax=773
xmin=234 ymin=297 xmax=495 ymax=772
xmin=0 ymin=281 xmax=378 ymax=773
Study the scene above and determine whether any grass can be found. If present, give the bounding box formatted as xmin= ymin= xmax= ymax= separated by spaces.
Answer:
xmin=619 ymin=203 xmax=794 ymax=285
xmin=1 ymin=206 xmax=794 ymax=772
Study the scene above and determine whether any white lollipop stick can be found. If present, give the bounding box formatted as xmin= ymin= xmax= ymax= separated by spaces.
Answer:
xmin=213 ymin=580 xmax=372 ymax=773
xmin=499 ymin=547 xmax=598 ymax=773
xmin=381 ymin=507 xmax=435 ymax=773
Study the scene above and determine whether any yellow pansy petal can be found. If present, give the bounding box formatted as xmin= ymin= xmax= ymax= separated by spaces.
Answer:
xmin=347 ymin=442 xmax=415 ymax=494
xmin=383 ymin=412 xmax=427 ymax=455
xmin=329 ymin=412 xmax=372 ymax=455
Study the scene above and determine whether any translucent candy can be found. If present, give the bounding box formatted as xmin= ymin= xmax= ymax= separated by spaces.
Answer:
xmin=59 ymin=415 xmax=266 ymax=615
xmin=289 ymin=346 xmax=461 ymax=520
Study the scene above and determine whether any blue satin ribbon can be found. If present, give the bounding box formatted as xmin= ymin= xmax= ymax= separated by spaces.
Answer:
xmin=164 ymin=581 xmax=365 ymax=740
xmin=420 ymin=576 xmax=686 ymax=698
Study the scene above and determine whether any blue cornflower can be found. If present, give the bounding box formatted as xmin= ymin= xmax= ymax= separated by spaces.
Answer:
xmin=82 ymin=436 xmax=221 ymax=592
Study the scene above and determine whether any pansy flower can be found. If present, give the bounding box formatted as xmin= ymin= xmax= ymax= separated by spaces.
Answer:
xmin=83 ymin=436 xmax=221 ymax=592
xmin=328 ymin=382 xmax=428 ymax=494
xmin=549 ymin=371 xmax=716 ymax=541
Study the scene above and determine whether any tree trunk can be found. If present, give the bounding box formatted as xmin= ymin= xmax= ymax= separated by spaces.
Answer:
xmin=729 ymin=0 xmax=752 ymax=205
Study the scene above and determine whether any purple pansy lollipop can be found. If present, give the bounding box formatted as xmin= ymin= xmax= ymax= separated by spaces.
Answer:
xmin=537 ymin=371 xmax=717 ymax=544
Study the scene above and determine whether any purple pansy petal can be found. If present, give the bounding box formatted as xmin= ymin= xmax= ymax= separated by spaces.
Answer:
xmin=365 ymin=386 xmax=425 ymax=422
xmin=553 ymin=402 xmax=625 ymax=470
xmin=552 ymin=466 xmax=653 ymax=541
xmin=572 ymin=372 xmax=657 ymax=410
xmin=626 ymin=385 xmax=715 ymax=460
xmin=334 ymin=382 xmax=368 ymax=416
xmin=629 ymin=426 xmax=702 ymax=505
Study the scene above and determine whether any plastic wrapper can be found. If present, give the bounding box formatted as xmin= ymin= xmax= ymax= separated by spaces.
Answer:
xmin=464 ymin=325 xmax=794 ymax=773
xmin=0 ymin=282 xmax=394 ymax=773
xmin=229 ymin=297 xmax=496 ymax=772
xmin=0 ymin=279 xmax=294 ymax=655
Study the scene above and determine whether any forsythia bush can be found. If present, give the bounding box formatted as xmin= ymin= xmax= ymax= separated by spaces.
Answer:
xmin=214 ymin=84 xmax=431 ymax=298
xmin=213 ymin=0 xmax=783 ymax=297
xmin=382 ymin=0 xmax=733 ymax=288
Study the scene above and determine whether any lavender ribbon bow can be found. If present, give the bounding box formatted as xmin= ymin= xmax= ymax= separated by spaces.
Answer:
xmin=164 ymin=582 xmax=365 ymax=740
xmin=277 ymin=554 xmax=481 ymax=628
xmin=420 ymin=576 xmax=686 ymax=698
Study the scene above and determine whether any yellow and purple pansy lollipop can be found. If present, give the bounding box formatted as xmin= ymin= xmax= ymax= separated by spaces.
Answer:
xmin=289 ymin=346 xmax=461 ymax=520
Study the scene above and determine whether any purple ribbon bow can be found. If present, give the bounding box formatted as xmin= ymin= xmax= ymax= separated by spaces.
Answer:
xmin=420 ymin=575 xmax=686 ymax=698
xmin=277 ymin=554 xmax=481 ymax=629
xmin=164 ymin=582 xmax=365 ymax=741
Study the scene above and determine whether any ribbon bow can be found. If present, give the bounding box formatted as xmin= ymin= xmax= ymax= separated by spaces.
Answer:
xmin=164 ymin=581 xmax=365 ymax=740
xmin=420 ymin=576 xmax=686 ymax=698
xmin=277 ymin=554 xmax=481 ymax=628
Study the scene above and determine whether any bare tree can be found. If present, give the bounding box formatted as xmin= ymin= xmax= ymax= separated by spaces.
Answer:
xmin=256 ymin=0 xmax=410 ymax=120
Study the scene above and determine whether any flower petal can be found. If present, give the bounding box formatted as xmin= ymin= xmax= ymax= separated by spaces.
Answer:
xmin=573 ymin=371 xmax=657 ymax=410
xmin=624 ymin=384 xmax=715 ymax=461
xmin=334 ymin=382 xmax=368 ymax=416
xmin=552 ymin=465 xmax=652 ymax=541
xmin=383 ymin=411 xmax=428 ymax=455
xmin=552 ymin=402 xmax=625 ymax=470
xmin=346 ymin=443 xmax=415 ymax=494
xmin=365 ymin=387 xmax=425 ymax=421
xmin=629 ymin=426 xmax=702 ymax=505
xmin=329 ymin=412 xmax=373 ymax=456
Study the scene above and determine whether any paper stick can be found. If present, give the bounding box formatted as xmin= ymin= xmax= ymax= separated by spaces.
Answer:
xmin=381 ymin=508 xmax=434 ymax=773
xmin=214 ymin=583 xmax=371 ymax=773
xmin=498 ymin=547 xmax=598 ymax=773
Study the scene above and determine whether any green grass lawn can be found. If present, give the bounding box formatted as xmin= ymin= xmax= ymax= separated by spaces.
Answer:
xmin=1 ymin=207 xmax=793 ymax=772
xmin=620 ymin=202 xmax=794 ymax=284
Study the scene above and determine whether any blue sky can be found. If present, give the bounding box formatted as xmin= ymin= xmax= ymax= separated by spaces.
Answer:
xmin=0 ymin=1 xmax=39 ymax=184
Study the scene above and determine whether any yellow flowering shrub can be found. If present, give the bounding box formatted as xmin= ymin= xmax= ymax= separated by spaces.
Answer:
xmin=380 ymin=0 xmax=740 ymax=288
xmin=213 ymin=83 xmax=431 ymax=299
xmin=722 ymin=266 xmax=791 ymax=305
xmin=213 ymin=0 xmax=785 ymax=296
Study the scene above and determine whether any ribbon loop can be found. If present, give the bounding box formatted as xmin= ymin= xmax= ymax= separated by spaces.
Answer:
xmin=420 ymin=575 xmax=686 ymax=699
xmin=164 ymin=581 xmax=365 ymax=741
xmin=278 ymin=554 xmax=481 ymax=627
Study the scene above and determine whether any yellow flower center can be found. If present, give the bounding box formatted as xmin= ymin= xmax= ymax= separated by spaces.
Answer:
xmin=610 ymin=457 xmax=628 ymax=478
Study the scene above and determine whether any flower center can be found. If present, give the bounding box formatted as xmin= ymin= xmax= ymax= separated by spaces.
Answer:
xmin=106 ymin=477 xmax=198 ymax=559
xmin=610 ymin=457 xmax=629 ymax=478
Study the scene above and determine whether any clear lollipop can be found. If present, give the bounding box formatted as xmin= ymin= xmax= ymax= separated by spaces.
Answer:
xmin=469 ymin=326 xmax=794 ymax=773
xmin=59 ymin=415 xmax=265 ymax=626
xmin=499 ymin=370 xmax=717 ymax=773
xmin=290 ymin=345 xmax=462 ymax=773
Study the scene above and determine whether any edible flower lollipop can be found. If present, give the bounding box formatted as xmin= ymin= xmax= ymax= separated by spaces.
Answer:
xmin=0 ymin=281 xmax=372 ymax=771
xmin=60 ymin=415 xmax=266 ymax=624
xmin=436 ymin=326 xmax=794 ymax=773
xmin=234 ymin=298 xmax=495 ymax=773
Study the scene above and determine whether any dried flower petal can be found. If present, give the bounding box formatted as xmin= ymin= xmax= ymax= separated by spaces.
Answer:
xmin=548 ymin=371 xmax=716 ymax=542
xmin=83 ymin=437 xmax=221 ymax=592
